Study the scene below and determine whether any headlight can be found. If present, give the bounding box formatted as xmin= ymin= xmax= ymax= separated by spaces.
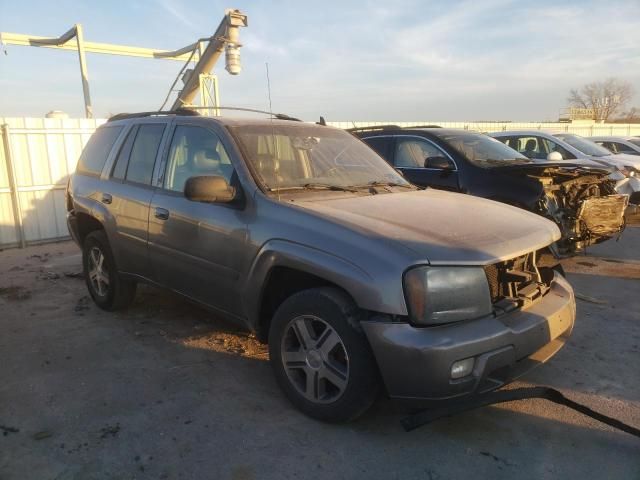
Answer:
xmin=403 ymin=266 xmax=492 ymax=325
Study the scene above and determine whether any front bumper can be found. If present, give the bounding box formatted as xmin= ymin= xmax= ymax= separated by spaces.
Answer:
xmin=362 ymin=273 xmax=575 ymax=402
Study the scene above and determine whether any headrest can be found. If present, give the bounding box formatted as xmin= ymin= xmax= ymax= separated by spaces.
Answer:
xmin=194 ymin=147 xmax=220 ymax=169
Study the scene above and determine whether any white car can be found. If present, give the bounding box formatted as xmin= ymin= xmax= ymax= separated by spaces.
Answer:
xmin=590 ymin=136 xmax=640 ymax=156
xmin=489 ymin=130 xmax=640 ymax=203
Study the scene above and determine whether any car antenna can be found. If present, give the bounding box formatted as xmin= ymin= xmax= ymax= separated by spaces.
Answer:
xmin=266 ymin=62 xmax=281 ymax=201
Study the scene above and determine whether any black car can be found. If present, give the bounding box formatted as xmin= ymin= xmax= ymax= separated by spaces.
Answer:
xmin=352 ymin=126 xmax=627 ymax=256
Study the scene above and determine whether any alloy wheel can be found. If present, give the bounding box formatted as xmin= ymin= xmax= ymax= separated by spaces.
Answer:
xmin=281 ymin=315 xmax=350 ymax=404
xmin=88 ymin=246 xmax=110 ymax=297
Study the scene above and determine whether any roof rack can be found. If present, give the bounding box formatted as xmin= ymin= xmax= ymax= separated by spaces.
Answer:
xmin=107 ymin=108 xmax=200 ymax=122
xmin=346 ymin=125 xmax=402 ymax=133
xmin=180 ymin=106 xmax=302 ymax=122
xmin=107 ymin=106 xmax=303 ymax=123
xmin=404 ymin=124 xmax=442 ymax=129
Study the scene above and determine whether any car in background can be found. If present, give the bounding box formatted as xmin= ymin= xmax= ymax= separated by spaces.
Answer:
xmin=490 ymin=130 xmax=640 ymax=204
xmin=590 ymin=136 xmax=640 ymax=156
xmin=353 ymin=126 xmax=628 ymax=256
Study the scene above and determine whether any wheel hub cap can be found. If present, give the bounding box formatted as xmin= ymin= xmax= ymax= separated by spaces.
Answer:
xmin=281 ymin=315 xmax=350 ymax=404
xmin=306 ymin=349 xmax=322 ymax=370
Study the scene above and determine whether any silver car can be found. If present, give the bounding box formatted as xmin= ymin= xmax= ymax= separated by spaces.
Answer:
xmin=590 ymin=136 xmax=640 ymax=156
xmin=490 ymin=130 xmax=640 ymax=202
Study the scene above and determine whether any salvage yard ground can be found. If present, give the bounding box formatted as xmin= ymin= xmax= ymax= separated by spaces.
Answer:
xmin=1 ymin=228 xmax=639 ymax=479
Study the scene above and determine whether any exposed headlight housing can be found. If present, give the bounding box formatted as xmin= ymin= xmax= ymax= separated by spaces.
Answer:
xmin=403 ymin=266 xmax=493 ymax=325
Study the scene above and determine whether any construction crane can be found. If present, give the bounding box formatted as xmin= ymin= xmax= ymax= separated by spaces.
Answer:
xmin=0 ymin=9 xmax=248 ymax=118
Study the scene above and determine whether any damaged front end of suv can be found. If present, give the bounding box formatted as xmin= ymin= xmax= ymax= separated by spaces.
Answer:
xmin=529 ymin=166 xmax=628 ymax=256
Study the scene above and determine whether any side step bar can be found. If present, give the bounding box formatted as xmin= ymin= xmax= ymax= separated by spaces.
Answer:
xmin=401 ymin=386 xmax=640 ymax=439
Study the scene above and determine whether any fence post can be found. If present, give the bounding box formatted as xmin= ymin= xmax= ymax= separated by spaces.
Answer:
xmin=1 ymin=124 xmax=26 ymax=248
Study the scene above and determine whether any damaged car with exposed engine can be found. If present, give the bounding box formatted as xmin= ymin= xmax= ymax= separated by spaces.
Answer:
xmin=67 ymin=111 xmax=576 ymax=422
xmin=352 ymin=126 xmax=628 ymax=257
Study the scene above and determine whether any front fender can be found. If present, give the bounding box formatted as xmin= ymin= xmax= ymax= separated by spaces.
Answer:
xmin=243 ymin=239 xmax=407 ymax=330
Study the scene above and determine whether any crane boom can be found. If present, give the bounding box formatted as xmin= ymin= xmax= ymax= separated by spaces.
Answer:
xmin=171 ymin=9 xmax=248 ymax=110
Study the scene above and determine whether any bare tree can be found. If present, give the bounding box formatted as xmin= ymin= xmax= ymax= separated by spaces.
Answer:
xmin=568 ymin=78 xmax=634 ymax=121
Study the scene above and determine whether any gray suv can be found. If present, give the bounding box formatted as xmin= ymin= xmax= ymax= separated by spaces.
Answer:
xmin=66 ymin=111 xmax=576 ymax=422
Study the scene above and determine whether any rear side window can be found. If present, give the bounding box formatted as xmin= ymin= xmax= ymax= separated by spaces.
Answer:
xmin=125 ymin=124 xmax=166 ymax=185
xmin=77 ymin=126 xmax=123 ymax=176
xmin=111 ymin=126 xmax=138 ymax=181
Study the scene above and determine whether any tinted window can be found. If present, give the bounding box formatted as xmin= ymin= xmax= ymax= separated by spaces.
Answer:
xmin=164 ymin=126 xmax=234 ymax=193
xmin=77 ymin=126 xmax=123 ymax=175
xmin=612 ymin=142 xmax=635 ymax=153
xmin=111 ymin=126 xmax=137 ymax=180
xmin=432 ymin=132 xmax=530 ymax=168
xmin=554 ymin=134 xmax=611 ymax=157
xmin=394 ymin=138 xmax=448 ymax=168
xmin=362 ymin=136 xmax=392 ymax=161
xmin=125 ymin=124 xmax=166 ymax=185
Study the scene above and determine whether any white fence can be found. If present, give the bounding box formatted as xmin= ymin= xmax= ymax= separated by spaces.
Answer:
xmin=0 ymin=117 xmax=105 ymax=248
xmin=327 ymin=120 xmax=640 ymax=136
xmin=1 ymin=117 xmax=639 ymax=248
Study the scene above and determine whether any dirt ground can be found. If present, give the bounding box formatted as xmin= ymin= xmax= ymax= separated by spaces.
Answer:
xmin=1 ymin=228 xmax=639 ymax=479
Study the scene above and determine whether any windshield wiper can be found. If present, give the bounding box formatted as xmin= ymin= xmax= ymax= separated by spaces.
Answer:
xmin=354 ymin=181 xmax=414 ymax=189
xmin=269 ymin=183 xmax=359 ymax=193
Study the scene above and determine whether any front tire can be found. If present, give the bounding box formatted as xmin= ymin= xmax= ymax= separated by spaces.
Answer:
xmin=82 ymin=230 xmax=136 ymax=311
xmin=268 ymin=287 xmax=379 ymax=422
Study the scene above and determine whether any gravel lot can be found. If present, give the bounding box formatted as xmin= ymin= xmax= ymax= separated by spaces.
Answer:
xmin=1 ymin=228 xmax=639 ymax=479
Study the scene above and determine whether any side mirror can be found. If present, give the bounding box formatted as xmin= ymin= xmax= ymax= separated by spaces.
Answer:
xmin=547 ymin=151 xmax=563 ymax=162
xmin=425 ymin=156 xmax=453 ymax=170
xmin=184 ymin=176 xmax=236 ymax=203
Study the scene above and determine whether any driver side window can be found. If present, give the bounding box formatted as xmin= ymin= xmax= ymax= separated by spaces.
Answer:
xmin=394 ymin=138 xmax=453 ymax=169
xmin=164 ymin=126 xmax=234 ymax=193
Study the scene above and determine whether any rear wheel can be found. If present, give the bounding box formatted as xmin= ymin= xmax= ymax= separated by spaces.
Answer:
xmin=82 ymin=230 xmax=136 ymax=310
xmin=268 ymin=287 xmax=379 ymax=422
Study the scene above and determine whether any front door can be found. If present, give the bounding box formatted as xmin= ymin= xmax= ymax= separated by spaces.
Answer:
xmin=392 ymin=136 xmax=459 ymax=191
xmin=147 ymin=123 xmax=247 ymax=317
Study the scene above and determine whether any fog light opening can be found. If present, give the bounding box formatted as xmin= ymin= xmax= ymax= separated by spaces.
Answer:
xmin=451 ymin=358 xmax=475 ymax=379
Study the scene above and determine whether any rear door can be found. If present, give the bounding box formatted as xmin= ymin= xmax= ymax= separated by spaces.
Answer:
xmin=147 ymin=122 xmax=247 ymax=316
xmin=390 ymin=136 xmax=459 ymax=190
xmin=102 ymin=121 xmax=168 ymax=278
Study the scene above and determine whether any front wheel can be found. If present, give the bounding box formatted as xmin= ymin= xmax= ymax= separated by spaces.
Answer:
xmin=268 ymin=287 xmax=379 ymax=422
xmin=82 ymin=230 xmax=136 ymax=311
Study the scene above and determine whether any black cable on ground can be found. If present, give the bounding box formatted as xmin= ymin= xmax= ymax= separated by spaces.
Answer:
xmin=401 ymin=386 xmax=640 ymax=438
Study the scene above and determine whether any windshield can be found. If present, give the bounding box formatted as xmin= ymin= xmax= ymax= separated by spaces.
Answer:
xmin=628 ymin=139 xmax=640 ymax=148
xmin=554 ymin=134 xmax=612 ymax=157
xmin=432 ymin=132 xmax=531 ymax=168
xmin=230 ymin=124 xmax=410 ymax=191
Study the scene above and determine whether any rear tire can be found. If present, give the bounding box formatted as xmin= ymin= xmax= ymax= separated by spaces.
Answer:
xmin=268 ymin=287 xmax=379 ymax=422
xmin=82 ymin=230 xmax=136 ymax=311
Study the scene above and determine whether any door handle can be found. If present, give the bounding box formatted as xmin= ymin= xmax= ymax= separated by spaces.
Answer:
xmin=101 ymin=193 xmax=112 ymax=204
xmin=154 ymin=207 xmax=170 ymax=220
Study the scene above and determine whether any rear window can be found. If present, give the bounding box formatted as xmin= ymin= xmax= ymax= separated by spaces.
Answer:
xmin=77 ymin=126 xmax=123 ymax=176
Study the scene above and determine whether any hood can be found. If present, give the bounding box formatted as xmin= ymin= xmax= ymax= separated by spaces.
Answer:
xmin=491 ymin=161 xmax=612 ymax=176
xmin=585 ymin=153 xmax=640 ymax=170
xmin=296 ymin=190 xmax=560 ymax=265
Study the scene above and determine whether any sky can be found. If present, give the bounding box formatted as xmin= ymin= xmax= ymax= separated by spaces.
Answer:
xmin=1 ymin=0 xmax=639 ymax=121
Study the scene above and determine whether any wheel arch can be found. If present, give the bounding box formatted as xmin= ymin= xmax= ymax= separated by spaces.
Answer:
xmin=245 ymin=240 xmax=383 ymax=342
